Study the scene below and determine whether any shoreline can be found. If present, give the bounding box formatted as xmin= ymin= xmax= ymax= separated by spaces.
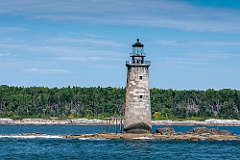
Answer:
xmin=1 ymin=118 xmax=240 ymax=126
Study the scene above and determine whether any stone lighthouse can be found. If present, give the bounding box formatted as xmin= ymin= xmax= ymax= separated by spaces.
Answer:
xmin=124 ymin=39 xmax=152 ymax=133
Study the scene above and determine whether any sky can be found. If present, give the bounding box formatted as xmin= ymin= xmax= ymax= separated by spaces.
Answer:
xmin=0 ymin=0 xmax=240 ymax=90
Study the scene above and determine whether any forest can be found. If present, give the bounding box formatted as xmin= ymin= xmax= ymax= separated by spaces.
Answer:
xmin=0 ymin=85 xmax=239 ymax=120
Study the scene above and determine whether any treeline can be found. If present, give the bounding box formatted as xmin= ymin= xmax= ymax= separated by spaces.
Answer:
xmin=0 ymin=85 xmax=239 ymax=120
xmin=151 ymin=89 xmax=240 ymax=120
xmin=0 ymin=85 xmax=125 ymax=120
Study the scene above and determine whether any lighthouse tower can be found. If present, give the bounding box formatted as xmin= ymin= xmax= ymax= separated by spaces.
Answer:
xmin=124 ymin=39 xmax=152 ymax=133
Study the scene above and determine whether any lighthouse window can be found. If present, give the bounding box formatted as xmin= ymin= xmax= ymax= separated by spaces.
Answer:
xmin=140 ymin=95 xmax=143 ymax=98
xmin=139 ymin=76 xmax=142 ymax=80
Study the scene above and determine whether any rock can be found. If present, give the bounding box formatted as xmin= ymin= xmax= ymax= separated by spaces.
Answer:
xmin=186 ymin=127 xmax=208 ymax=135
xmin=186 ymin=127 xmax=235 ymax=136
xmin=172 ymin=132 xmax=184 ymax=135
xmin=206 ymin=135 xmax=237 ymax=140
xmin=188 ymin=136 xmax=201 ymax=141
xmin=156 ymin=127 xmax=175 ymax=135
xmin=125 ymin=129 xmax=151 ymax=134
xmin=209 ymin=128 xmax=234 ymax=136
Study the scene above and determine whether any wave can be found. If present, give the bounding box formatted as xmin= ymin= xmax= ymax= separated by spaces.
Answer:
xmin=0 ymin=134 xmax=108 ymax=140
xmin=0 ymin=135 xmax=64 ymax=139
xmin=131 ymin=137 xmax=153 ymax=140
xmin=77 ymin=137 xmax=109 ymax=141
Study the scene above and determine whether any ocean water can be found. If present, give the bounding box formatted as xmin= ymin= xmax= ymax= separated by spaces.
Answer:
xmin=0 ymin=125 xmax=240 ymax=160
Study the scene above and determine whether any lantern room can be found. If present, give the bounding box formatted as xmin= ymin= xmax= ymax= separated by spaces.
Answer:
xmin=130 ymin=39 xmax=146 ymax=64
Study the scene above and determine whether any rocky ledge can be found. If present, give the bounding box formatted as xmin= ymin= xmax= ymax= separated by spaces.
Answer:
xmin=65 ymin=127 xmax=239 ymax=140
xmin=154 ymin=127 xmax=239 ymax=140
xmin=65 ymin=133 xmax=239 ymax=141
xmin=1 ymin=128 xmax=239 ymax=140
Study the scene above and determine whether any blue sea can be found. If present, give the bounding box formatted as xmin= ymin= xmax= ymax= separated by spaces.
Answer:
xmin=0 ymin=125 xmax=240 ymax=160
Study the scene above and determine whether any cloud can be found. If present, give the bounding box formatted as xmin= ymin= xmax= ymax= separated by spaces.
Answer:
xmin=50 ymin=37 xmax=126 ymax=48
xmin=158 ymin=40 xmax=240 ymax=46
xmin=0 ymin=36 xmax=127 ymax=57
xmin=157 ymin=40 xmax=179 ymax=46
xmin=162 ymin=49 xmax=240 ymax=66
xmin=24 ymin=68 xmax=70 ymax=74
xmin=83 ymin=34 xmax=103 ymax=38
xmin=0 ymin=53 xmax=10 ymax=57
xmin=164 ymin=57 xmax=207 ymax=66
xmin=188 ymin=51 xmax=240 ymax=59
xmin=1 ymin=0 xmax=240 ymax=32
xmin=0 ymin=26 xmax=30 ymax=32
xmin=54 ymin=57 xmax=87 ymax=62
xmin=54 ymin=56 xmax=125 ymax=62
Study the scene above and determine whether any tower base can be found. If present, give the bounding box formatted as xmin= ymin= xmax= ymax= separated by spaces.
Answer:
xmin=124 ymin=122 xmax=152 ymax=134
